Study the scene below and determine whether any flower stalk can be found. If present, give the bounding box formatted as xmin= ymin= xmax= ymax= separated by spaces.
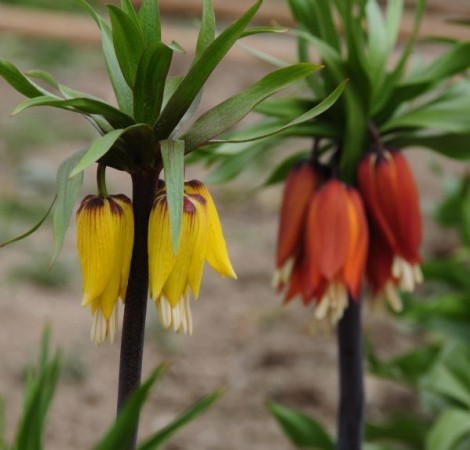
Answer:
xmin=117 ymin=169 xmax=159 ymax=449
xmin=337 ymin=297 xmax=364 ymax=450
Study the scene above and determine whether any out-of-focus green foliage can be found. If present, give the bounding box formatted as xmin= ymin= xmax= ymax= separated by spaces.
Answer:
xmin=198 ymin=0 xmax=470 ymax=185
xmin=0 ymin=328 xmax=222 ymax=450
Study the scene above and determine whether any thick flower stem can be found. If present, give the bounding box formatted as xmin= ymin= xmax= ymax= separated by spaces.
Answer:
xmin=117 ymin=170 xmax=158 ymax=449
xmin=336 ymin=298 xmax=364 ymax=450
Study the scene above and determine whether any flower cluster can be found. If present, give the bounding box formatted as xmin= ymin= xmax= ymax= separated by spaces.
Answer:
xmin=76 ymin=180 xmax=235 ymax=344
xmin=148 ymin=180 xmax=236 ymax=335
xmin=275 ymin=149 xmax=422 ymax=325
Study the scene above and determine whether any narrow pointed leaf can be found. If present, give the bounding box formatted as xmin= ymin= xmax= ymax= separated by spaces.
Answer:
xmin=134 ymin=43 xmax=173 ymax=125
xmin=138 ymin=0 xmax=161 ymax=44
xmin=25 ymin=69 xmax=60 ymax=90
xmin=267 ymin=401 xmax=335 ymax=449
xmin=240 ymin=26 xmax=288 ymax=38
xmin=0 ymin=58 xmax=52 ymax=98
xmin=182 ymin=63 xmax=322 ymax=151
xmin=196 ymin=0 xmax=216 ymax=56
xmin=13 ymin=96 xmax=135 ymax=129
xmin=137 ymin=389 xmax=224 ymax=450
xmin=154 ymin=0 xmax=262 ymax=139
xmin=161 ymin=140 xmax=185 ymax=254
xmin=93 ymin=365 xmax=167 ymax=450
xmin=427 ymin=409 xmax=470 ymax=450
xmin=76 ymin=0 xmax=133 ymax=114
xmin=50 ymin=149 xmax=86 ymax=266
xmin=385 ymin=0 xmax=404 ymax=50
xmin=209 ymin=80 xmax=346 ymax=144
xmin=108 ymin=5 xmax=145 ymax=88
xmin=69 ymin=128 xmax=127 ymax=177
xmin=120 ymin=0 xmax=138 ymax=21
xmin=0 ymin=198 xmax=55 ymax=248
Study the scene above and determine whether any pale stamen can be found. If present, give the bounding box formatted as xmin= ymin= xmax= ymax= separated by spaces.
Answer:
xmin=156 ymin=295 xmax=193 ymax=335
xmin=392 ymin=256 xmax=422 ymax=292
xmin=314 ymin=281 xmax=349 ymax=326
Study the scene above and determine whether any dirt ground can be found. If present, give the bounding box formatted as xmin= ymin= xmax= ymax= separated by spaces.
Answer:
xmin=0 ymin=10 xmax=467 ymax=450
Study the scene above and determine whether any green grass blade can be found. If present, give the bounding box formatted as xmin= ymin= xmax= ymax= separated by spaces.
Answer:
xmin=137 ymin=389 xmax=224 ymax=450
xmin=93 ymin=365 xmax=168 ymax=450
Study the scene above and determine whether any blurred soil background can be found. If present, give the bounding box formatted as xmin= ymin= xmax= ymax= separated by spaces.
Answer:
xmin=0 ymin=0 xmax=469 ymax=449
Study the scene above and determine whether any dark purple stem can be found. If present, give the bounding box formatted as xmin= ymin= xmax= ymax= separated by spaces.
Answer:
xmin=117 ymin=169 xmax=158 ymax=449
xmin=336 ymin=297 xmax=364 ymax=450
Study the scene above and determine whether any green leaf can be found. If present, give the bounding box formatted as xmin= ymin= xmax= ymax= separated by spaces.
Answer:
xmin=367 ymin=0 xmax=388 ymax=108
xmin=241 ymin=26 xmax=288 ymax=38
xmin=385 ymin=0 xmax=404 ymax=50
xmin=76 ymin=0 xmax=133 ymax=114
xmin=381 ymin=96 xmax=470 ymax=134
xmin=134 ymin=43 xmax=173 ymax=125
xmin=120 ymin=0 xmax=138 ymax=21
xmin=386 ymin=132 xmax=470 ymax=160
xmin=0 ymin=198 xmax=55 ymax=248
xmin=93 ymin=365 xmax=167 ymax=450
xmin=25 ymin=69 xmax=60 ymax=90
xmin=182 ymin=63 xmax=322 ymax=152
xmin=161 ymin=140 xmax=185 ymax=254
xmin=372 ymin=0 xmax=426 ymax=114
xmin=427 ymin=409 xmax=470 ymax=450
xmin=211 ymin=80 xmax=346 ymax=144
xmin=69 ymin=128 xmax=129 ymax=177
xmin=50 ymin=149 xmax=86 ymax=266
xmin=108 ymin=5 xmax=145 ymax=88
xmin=13 ymin=96 xmax=135 ymax=129
xmin=14 ymin=327 xmax=60 ymax=450
xmin=423 ymin=343 xmax=470 ymax=409
xmin=138 ymin=0 xmax=161 ymax=44
xmin=366 ymin=414 xmax=428 ymax=448
xmin=154 ymin=0 xmax=263 ymax=140
xmin=255 ymin=97 xmax=315 ymax=119
xmin=137 ymin=389 xmax=224 ymax=450
xmin=196 ymin=0 xmax=216 ymax=56
xmin=267 ymin=401 xmax=335 ymax=449
xmin=0 ymin=58 xmax=52 ymax=98
xmin=367 ymin=340 xmax=440 ymax=386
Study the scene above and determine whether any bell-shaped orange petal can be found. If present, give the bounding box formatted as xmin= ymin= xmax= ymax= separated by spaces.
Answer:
xmin=276 ymin=162 xmax=319 ymax=268
xmin=309 ymin=180 xmax=350 ymax=280
xmin=342 ymin=188 xmax=369 ymax=300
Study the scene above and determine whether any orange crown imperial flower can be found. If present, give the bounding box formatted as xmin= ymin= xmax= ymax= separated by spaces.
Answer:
xmin=305 ymin=180 xmax=369 ymax=325
xmin=148 ymin=180 xmax=236 ymax=335
xmin=273 ymin=162 xmax=320 ymax=293
xmin=76 ymin=194 xmax=134 ymax=345
xmin=358 ymin=150 xmax=423 ymax=300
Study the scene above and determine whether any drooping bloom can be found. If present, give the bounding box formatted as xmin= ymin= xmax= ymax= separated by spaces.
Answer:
xmin=273 ymin=162 xmax=320 ymax=296
xmin=148 ymin=180 xmax=236 ymax=335
xmin=358 ymin=150 xmax=423 ymax=300
xmin=366 ymin=222 xmax=403 ymax=312
xmin=305 ymin=180 xmax=369 ymax=325
xmin=76 ymin=194 xmax=134 ymax=345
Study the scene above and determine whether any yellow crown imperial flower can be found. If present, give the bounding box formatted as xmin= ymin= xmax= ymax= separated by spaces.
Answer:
xmin=76 ymin=194 xmax=134 ymax=345
xmin=148 ymin=180 xmax=236 ymax=335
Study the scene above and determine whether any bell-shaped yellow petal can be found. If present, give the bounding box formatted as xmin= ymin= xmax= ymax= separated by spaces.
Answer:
xmin=148 ymin=194 xmax=177 ymax=300
xmin=184 ymin=180 xmax=237 ymax=279
xmin=76 ymin=194 xmax=134 ymax=345
xmin=113 ymin=194 xmax=134 ymax=302
xmin=162 ymin=196 xmax=206 ymax=306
